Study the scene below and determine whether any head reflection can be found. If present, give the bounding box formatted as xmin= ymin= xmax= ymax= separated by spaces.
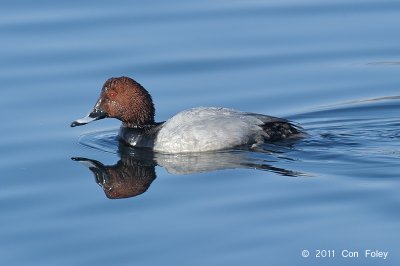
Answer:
xmin=72 ymin=147 xmax=157 ymax=199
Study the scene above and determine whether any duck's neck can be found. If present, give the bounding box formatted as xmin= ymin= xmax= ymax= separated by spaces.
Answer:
xmin=122 ymin=122 xmax=156 ymax=129
xmin=121 ymin=121 xmax=165 ymax=130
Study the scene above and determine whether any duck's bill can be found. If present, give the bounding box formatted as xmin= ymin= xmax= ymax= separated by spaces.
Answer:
xmin=72 ymin=157 xmax=105 ymax=169
xmin=70 ymin=108 xmax=107 ymax=127
xmin=71 ymin=157 xmax=109 ymax=186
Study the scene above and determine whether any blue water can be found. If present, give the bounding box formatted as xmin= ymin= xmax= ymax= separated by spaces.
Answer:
xmin=1 ymin=1 xmax=399 ymax=265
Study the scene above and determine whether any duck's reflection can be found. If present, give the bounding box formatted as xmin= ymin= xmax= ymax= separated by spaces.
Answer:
xmin=72 ymin=154 xmax=156 ymax=199
xmin=73 ymin=142 xmax=303 ymax=199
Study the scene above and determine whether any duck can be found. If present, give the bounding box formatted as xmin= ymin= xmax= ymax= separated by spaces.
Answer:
xmin=71 ymin=76 xmax=303 ymax=153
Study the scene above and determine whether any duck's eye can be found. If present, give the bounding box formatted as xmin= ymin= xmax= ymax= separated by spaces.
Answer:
xmin=108 ymin=91 xmax=118 ymax=99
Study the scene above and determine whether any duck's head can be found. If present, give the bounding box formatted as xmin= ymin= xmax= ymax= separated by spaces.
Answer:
xmin=71 ymin=77 xmax=155 ymax=128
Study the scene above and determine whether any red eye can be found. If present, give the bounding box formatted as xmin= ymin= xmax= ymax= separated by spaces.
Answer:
xmin=109 ymin=91 xmax=117 ymax=99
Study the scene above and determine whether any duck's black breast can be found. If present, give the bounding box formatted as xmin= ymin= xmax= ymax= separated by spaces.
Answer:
xmin=119 ymin=122 xmax=165 ymax=148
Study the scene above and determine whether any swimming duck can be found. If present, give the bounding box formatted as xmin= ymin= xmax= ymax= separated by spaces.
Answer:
xmin=71 ymin=77 xmax=303 ymax=153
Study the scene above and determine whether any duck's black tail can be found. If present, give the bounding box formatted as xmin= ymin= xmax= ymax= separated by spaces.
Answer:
xmin=261 ymin=121 xmax=304 ymax=141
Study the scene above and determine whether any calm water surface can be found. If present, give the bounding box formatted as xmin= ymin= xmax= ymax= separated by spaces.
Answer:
xmin=1 ymin=1 xmax=399 ymax=265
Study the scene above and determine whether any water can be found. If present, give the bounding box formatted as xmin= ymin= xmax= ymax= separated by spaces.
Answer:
xmin=1 ymin=0 xmax=399 ymax=265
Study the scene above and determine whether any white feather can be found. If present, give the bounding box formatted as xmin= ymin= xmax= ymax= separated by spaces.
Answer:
xmin=153 ymin=107 xmax=270 ymax=153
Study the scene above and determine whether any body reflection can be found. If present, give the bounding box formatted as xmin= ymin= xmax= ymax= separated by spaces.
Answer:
xmin=73 ymin=141 xmax=303 ymax=199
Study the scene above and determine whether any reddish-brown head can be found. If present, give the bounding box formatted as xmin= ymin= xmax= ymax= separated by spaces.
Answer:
xmin=71 ymin=77 xmax=155 ymax=128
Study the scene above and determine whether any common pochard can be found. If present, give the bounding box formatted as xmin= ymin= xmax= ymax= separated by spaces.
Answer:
xmin=71 ymin=77 xmax=303 ymax=153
